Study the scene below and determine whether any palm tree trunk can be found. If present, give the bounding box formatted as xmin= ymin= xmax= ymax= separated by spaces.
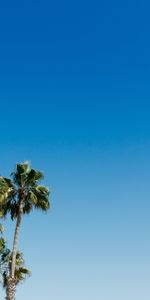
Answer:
xmin=6 ymin=193 xmax=25 ymax=300
xmin=5 ymin=277 xmax=16 ymax=300
xmin=11 ymin=200 xmax=23 ymax=278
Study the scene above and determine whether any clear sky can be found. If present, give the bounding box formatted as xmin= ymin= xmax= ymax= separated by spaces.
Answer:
xmin=0 ymin=1 xmax=150 ymax=299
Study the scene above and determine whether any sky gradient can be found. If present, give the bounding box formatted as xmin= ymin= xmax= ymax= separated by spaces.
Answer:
xmin=0 ymin=1 xmax=150 ymax=299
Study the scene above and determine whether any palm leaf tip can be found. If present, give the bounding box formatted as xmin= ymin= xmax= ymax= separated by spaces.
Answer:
xmin=16 ymin=161 xmax=31 ymax=175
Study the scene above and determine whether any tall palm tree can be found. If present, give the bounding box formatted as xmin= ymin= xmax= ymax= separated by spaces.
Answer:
xmin=0 ymin=162 xmax=50 ymax=300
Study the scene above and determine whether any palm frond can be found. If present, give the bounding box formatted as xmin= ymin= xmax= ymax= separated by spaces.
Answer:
xmin=16 ymin=162 xmax=30 ymax=175
xmin=15 ymin=267 xmax=31 ymax=284
xmin=30 ymin=185 xmax=50 ymax=211
xmin=11 ymin=161 xmax=31 ymax=187
xmin=0 ymin=177 xmax=16 ymax=219
xmin=2 ymin=271 xmax=7 ymax=288
xmin=0 ymin=177 xmax=15 ymax=200
xmin=22 ymin=199 xmax=33 ymax=214
xmin=26 ymin=169 xmax=44 ymax=185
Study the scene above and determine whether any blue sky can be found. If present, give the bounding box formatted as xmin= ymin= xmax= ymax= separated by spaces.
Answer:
xmin=0 ymin=1 xmax=150 ymax=299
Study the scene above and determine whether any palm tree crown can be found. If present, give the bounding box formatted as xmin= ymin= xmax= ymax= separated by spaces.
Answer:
xmin=0 ymin=161 xmax=50 ymax=219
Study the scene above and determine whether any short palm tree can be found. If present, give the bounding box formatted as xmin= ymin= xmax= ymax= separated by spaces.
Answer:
xmin=0 ymin=162 xmax=50 ymax=300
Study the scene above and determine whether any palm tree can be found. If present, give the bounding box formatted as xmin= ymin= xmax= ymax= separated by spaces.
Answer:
xmin=0 ymin=225 xmax=30 ymax=298
xmin=0 ymin=162 xmax=50 ymax=300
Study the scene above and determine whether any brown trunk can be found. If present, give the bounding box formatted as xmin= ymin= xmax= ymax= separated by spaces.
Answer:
xmin=5 ymin=277 xmax=16 ymax=300
xmin=5 ymin=191 xmax=25 ymax=300
xmin=11 ymin=199 xmax=23 ymax=278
